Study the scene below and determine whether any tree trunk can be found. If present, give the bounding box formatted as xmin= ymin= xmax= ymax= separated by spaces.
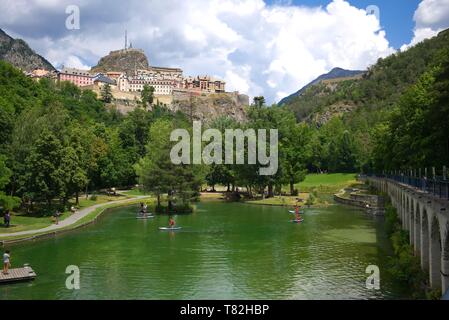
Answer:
xmin=290 ymin=181 xmax=294 ymax=195
xmin=227 ymin=183 xmax=230 ymax=192
xmin=247 ymin=185 xmax=252 ymax=199
xmin=268 ymin=184 xmax=274 ymax=198
xmin=157 ymin=194 xmax=161 ymax=207
xmin=76 ymin=191 xmax=79 ymax=206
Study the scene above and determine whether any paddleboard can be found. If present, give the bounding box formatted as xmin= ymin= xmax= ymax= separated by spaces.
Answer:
xmin=289 ymin=210 xmax=305 ymax=214
xmin=290 ymin=219 xmax=304 ymax=223
xmin=159 ymin=226 xmax=182 ymax=231
xmin=136 ymin=215 xmax=155 ymax=219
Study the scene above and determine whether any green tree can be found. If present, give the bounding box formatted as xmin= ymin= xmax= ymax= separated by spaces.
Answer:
xmin=135 ymin=119 xmax=203 ymax=209
xmin=253 ymin=96 xmax=266 ymax=108
xmin=21 ymin=130 xmax=66 ymax=207
xmin=141 ymin=85 xmax=155 ymax=109
xmin=101 ymin=83 xmax=113 ymax=103
xmin=0 ymin=156 xmax=20 ymax=210
xmin=62 ymin=145 xmax=88 ymax=206
xmin=283 ymin=123 xmax=311 ymax=195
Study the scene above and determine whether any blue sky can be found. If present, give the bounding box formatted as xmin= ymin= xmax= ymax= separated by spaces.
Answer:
xmin=266 ymin=0 xmax=422 ymax=49
xmin=1 ymin=0 xmax=448 ymax=103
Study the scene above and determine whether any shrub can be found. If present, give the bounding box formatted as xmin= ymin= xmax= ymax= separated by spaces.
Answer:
xmin=385 ymin=202 xmax=427 ymax=299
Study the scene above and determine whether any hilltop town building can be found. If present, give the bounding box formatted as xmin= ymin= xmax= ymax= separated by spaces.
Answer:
xmin=93 ymin=74 xmax=117 ymax=89
xmin=56 ymin=66 xmax=226 ymax=97
xmin=25 ymin=68 xmax=58 ymax=81
xmin=54 ymin=42 xmax=227 ymax=96
xmin=58 ymin=68 xmax=95 ymax=87
xmin=183 ymin=75 xmax=226 ymax=93
xmin=117 ymin=67 xmax=184 ymax=95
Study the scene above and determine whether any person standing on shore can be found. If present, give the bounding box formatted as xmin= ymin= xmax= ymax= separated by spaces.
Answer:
xmin=3 ymin=210 xmax=10 ymax=227
xmin=54 ymin=210 xmax=61 ymax=225
xmin=3 ymin=250 xmax=10 ymax=275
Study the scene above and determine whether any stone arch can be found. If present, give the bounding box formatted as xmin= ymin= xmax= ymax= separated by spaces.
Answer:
xmin=405 ymin=195 xmax=410 ymax=231
xmin=401 ymin=193 xmax=405 ymax=227
xmin=429 ymin=215 xmax=442 ymax=289
xmin=409 ymin=197 xmax=415 ymax=245
xmin=421 ymin=207 xmax=429 ymax=271
xmin=442 ymin=223 xmax=449 ymax=294
xmin=414 ymin=201 xmax=421 ymax=254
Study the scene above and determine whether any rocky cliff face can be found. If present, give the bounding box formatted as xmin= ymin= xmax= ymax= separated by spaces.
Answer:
xmin=171 ymin=92 xmax=249 ymax=123
xmin=306 ymin=102 xmax=357 ymax=127
xmin=0 ymin=29 xmax=55 ymax=72
xmin=111 ymin=91 xmax=249 ymax=122
xmin=91 ymin=48 xmax=149 ymax=74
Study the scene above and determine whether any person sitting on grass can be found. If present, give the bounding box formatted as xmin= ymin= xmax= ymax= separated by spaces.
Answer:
xmin=3 ymin=250 xmax=10 ymax=275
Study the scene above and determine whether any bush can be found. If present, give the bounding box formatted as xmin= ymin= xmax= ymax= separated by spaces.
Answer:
xmin=384 ymin=205 xmax=400 ymax=236
xmin=305 ymin=193 xmax=315 ymax=206
xmin=90 ymin=194 xmax=98 ymax=201
xmin=385 ymin=202 xmax=427 ymax=299
xmin=426 ymin=288 xmax=442 ymax=300
xmin=155 ymin=203 xmax=193 ymax=214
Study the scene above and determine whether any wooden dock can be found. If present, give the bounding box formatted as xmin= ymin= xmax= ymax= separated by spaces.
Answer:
xmin=0 ymin=265 xmax=37 ymax=284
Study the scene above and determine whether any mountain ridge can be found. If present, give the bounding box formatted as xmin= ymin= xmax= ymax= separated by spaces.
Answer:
xmin=0 ymin=28 xmax=55 ymax=72
xmin=278 ymin=67 xmax=365 ymax=105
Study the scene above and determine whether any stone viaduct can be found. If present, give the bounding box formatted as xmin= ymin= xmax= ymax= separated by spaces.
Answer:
xmin=368 ymin=177 xmax=449 ymax=296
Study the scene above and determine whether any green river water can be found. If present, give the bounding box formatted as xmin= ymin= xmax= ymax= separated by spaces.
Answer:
xmin=0 ymin=201 xmax=412 ymax=299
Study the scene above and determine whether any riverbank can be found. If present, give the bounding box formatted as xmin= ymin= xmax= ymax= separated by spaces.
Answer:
xmin=1 ymin=173 xmax=357 ymax=244
xmin=0 ymin=201 xmax=412 ymax=299
xmin=0 ymin=194 xmax=131 ymax=234
xmin=0 ymin=195 xmax=151 ymax=245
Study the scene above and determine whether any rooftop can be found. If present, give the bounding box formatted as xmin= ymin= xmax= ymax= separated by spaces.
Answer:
xmin=60 ymin=68 xmax=93 ymax=77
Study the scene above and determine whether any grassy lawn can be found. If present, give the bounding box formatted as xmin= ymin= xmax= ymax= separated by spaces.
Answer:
xmin=0 ymin=198 xmax=151 ymax=242
xmin=120 ymin=189 xmax=150 ymax=196
xmin=248 ymin=173 xmax=357 ymax=207
xmin=246 ymin=194 xmax=308 ymax=206
xmin=199 ymin=192 xmax=225 ymax=201
xmin=77 ymin=194 xmax=128 ymax=208
xmin=295 ymin=173 xmax=358 ymax=193
xmin=0 ymin=194 xmax=129 ymax=235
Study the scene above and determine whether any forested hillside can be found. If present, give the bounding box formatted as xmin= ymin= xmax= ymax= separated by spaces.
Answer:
xmin=283 ymin=28 xmax=449 ymax=172
xmin=0 ymin=60 xmax=190 ymax=211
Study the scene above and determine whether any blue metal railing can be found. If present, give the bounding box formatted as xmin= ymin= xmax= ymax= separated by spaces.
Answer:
xmin=366 ymin=173 xmax=449 ymax=201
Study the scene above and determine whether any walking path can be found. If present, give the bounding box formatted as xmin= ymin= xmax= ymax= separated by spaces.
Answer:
xmin=0 ymin=195 xmax=149 ymax=239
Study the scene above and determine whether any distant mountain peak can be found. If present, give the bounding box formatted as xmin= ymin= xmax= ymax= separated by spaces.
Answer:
xmin=0 ymin=28 xmax=55 ymax=72
xmin=278 ymin=67 xmax=365 ymax=105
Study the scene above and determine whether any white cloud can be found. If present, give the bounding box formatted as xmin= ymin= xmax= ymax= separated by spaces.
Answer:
xmin=0 ymin=0 xmax=395 ymax=103
xmin=401 ymin=0 xmax=449 ymax=51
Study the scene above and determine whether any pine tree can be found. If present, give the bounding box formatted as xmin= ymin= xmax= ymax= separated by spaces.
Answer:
xmin=101 ymin=83 xmax=113 ymax=103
